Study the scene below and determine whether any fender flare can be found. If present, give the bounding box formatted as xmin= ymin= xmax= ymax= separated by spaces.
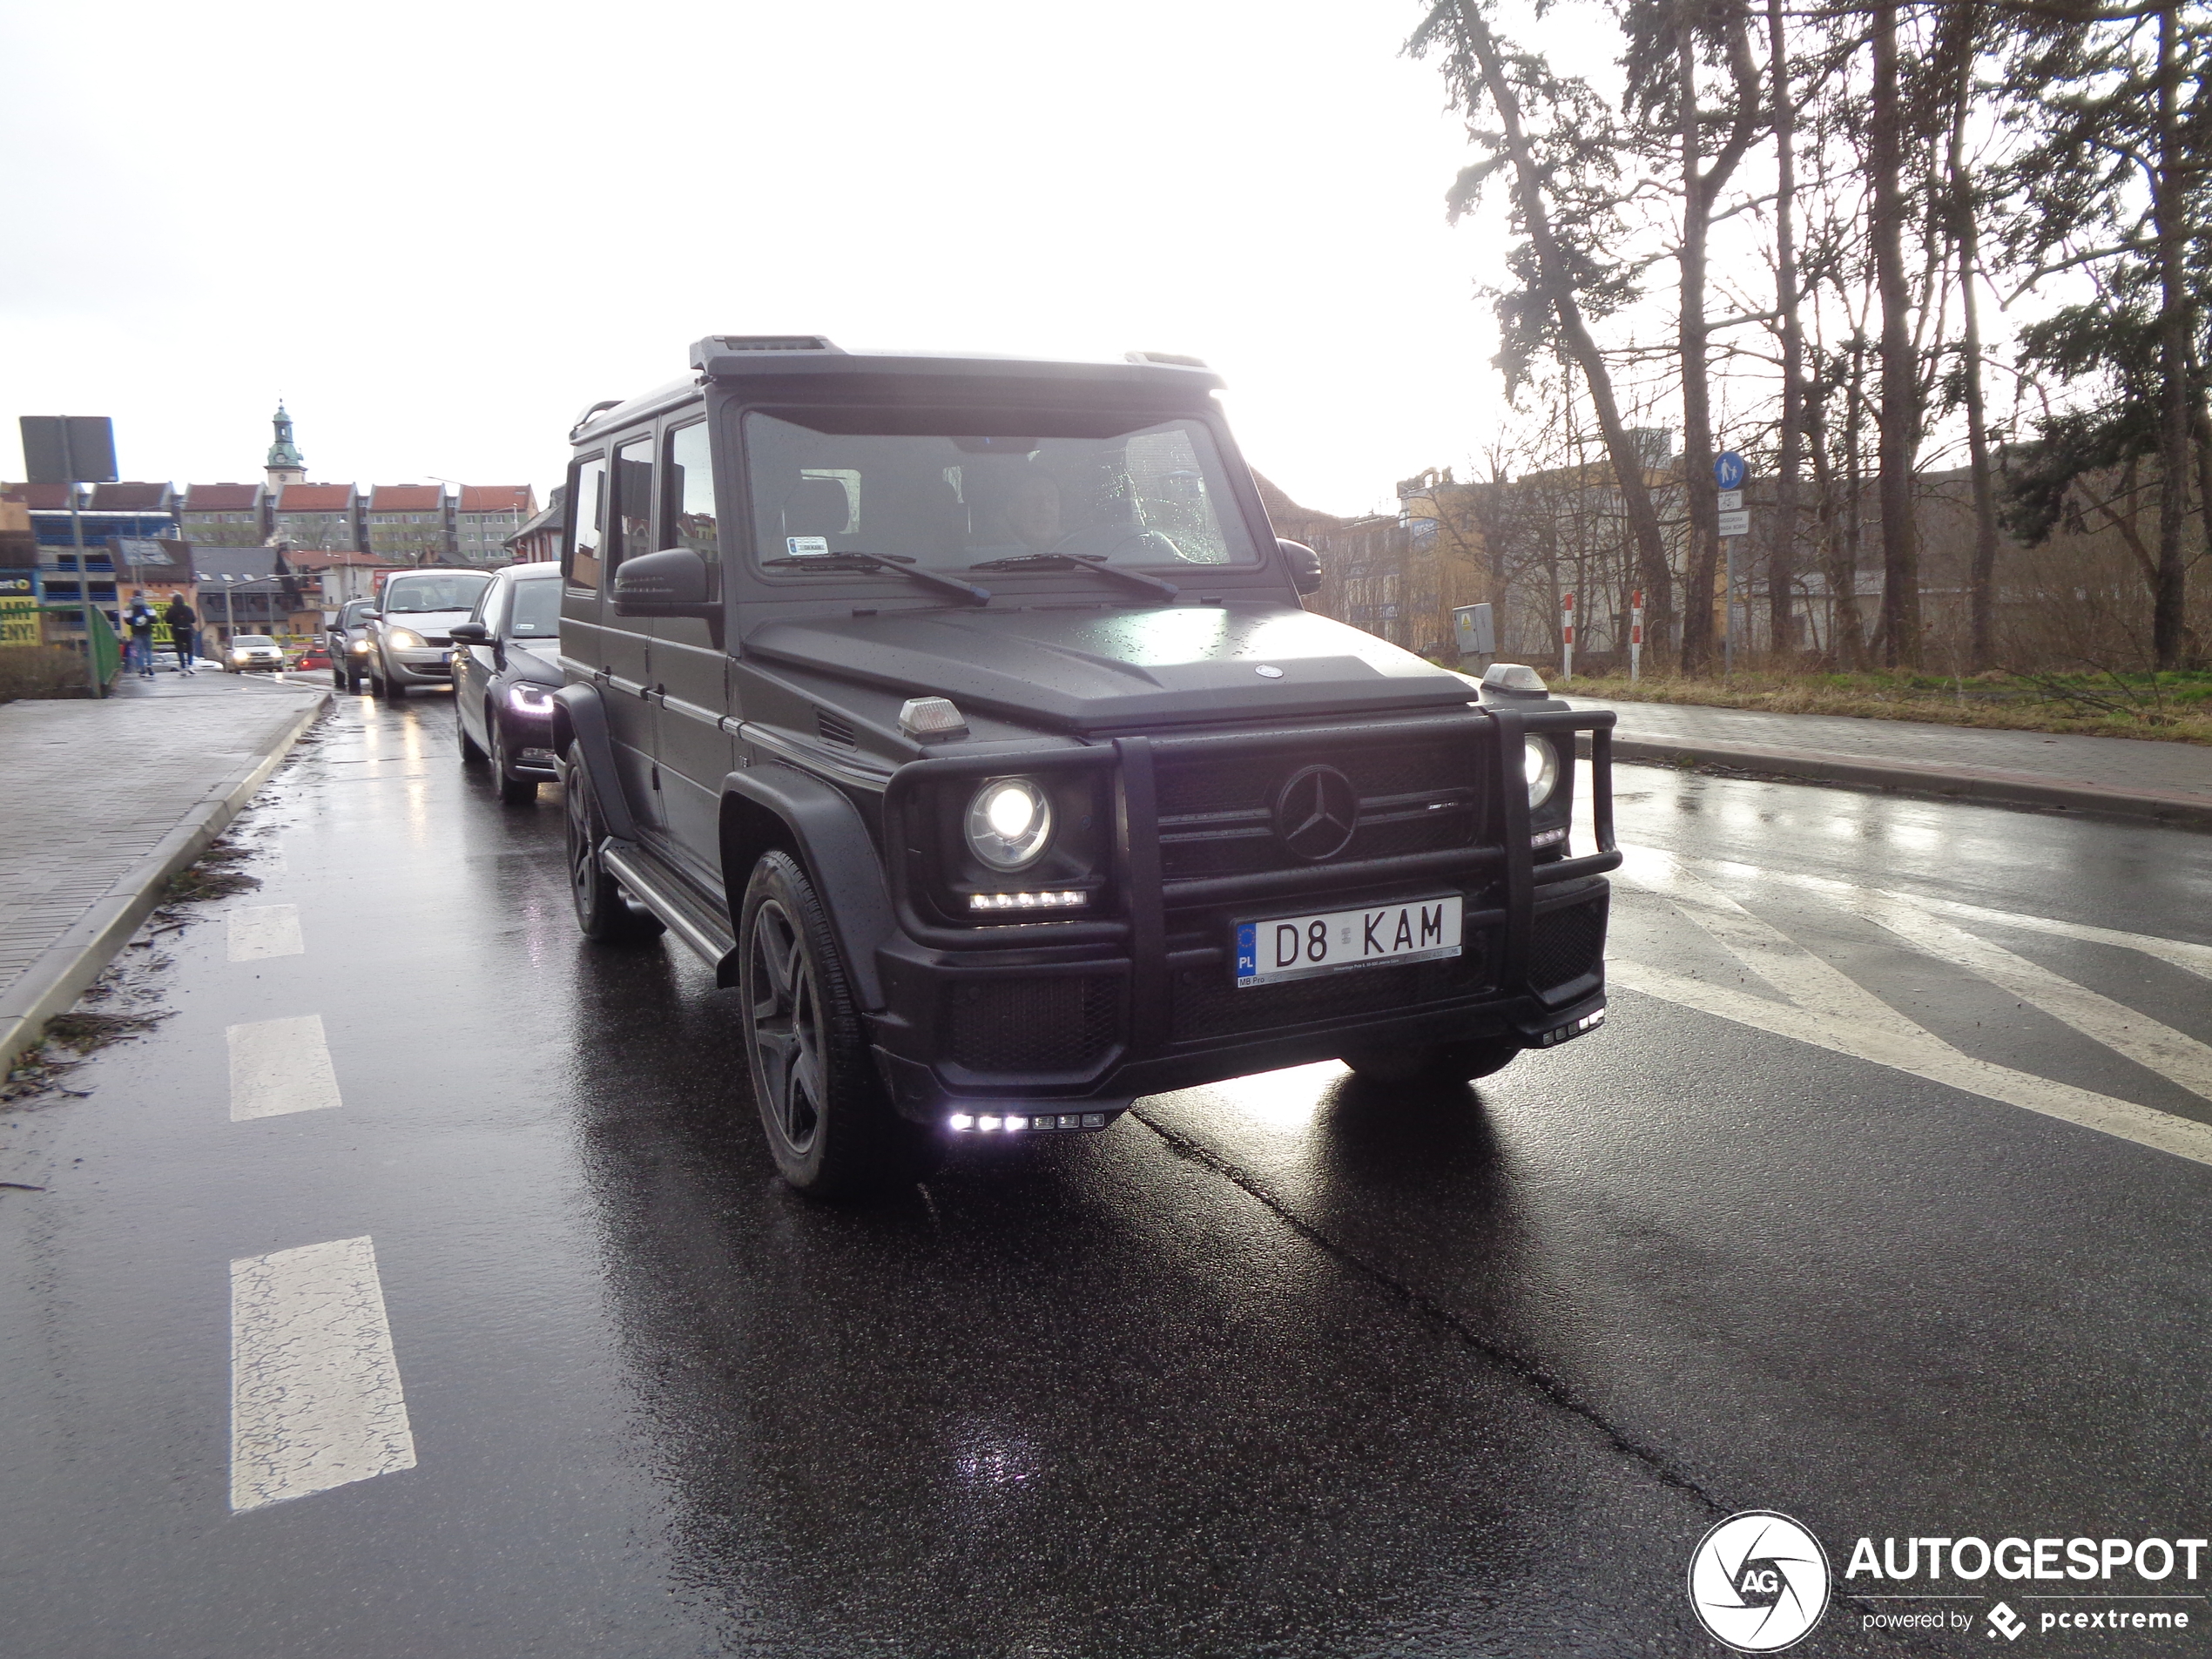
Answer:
xmin=721 ymin=766 xmax=894 ymax=1009
xmin=551 ymin=685 xmax=638 ymax=842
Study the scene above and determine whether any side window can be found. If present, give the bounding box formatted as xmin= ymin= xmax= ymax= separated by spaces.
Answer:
xmin=614 ymin=435 xmax=655 ymax=569
xmin=666 ymin=422 xmax=718 ymax=555
xmin=566 ymin=455 xmax=607 ymax=590
xmin=475 ymin=574 xmax=508 ymax=636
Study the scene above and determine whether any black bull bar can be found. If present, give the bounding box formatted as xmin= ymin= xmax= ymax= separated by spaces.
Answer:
xmin=880 ymin=706 xmax=1622 ymax=1046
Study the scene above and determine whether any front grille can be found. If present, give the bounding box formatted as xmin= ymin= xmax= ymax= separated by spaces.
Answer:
xmin=1170 ymin=942 xmax=1491 ymax=1044
xmin=1529 ymin=900 xmax=1606 ymax=989
xmin=944 ymin=976 xmax=1121 ymax=1074
xmin=1154 ymin=738 xmax=1480 ymax=880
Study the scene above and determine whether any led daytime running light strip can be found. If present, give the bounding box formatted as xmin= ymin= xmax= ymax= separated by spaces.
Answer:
xmin=948 ymin=1111 xmax=1109 ymax=1132
xmin=968 ymin=890 xmax=1086 ymax=913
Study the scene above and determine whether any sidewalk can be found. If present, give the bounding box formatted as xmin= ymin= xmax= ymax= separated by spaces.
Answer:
xmin=1570 ymin=696 xmax=2212 ymax=829
xmin=0 ymin=668 xmax=328 ymax=1062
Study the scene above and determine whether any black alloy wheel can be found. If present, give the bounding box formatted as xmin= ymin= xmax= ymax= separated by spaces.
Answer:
xmin=492 ymin=717 xmax=536 ymax=806
xmin=563 ymin=743 xmax=661 ymax=942
xmin=1340 ymin=1035 xmax=1522 ymax=1086
xmin=738 ymin=851 xmax=937 ymax=1197
xmin=456 ymin=698 xmax=487 ymax=764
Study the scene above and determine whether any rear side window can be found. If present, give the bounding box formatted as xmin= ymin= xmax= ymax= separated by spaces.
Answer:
xmin=567 ymin=455 xmax=607 ymax=590
xmin=666 ymin=421 xmax=718 ymax=556
xmin=614 ymin=435 xmax=655 ymax=569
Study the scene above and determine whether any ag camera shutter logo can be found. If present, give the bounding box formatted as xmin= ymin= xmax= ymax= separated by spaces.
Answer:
xmin=1689 ymin=1511 xmax=1832 ymax=1651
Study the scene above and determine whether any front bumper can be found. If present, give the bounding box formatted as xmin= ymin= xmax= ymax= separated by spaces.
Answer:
xmin=387 ymin=648 xmax=453 ymax=685
xmin=864 ymin=705 xmax=1621 ymax=1123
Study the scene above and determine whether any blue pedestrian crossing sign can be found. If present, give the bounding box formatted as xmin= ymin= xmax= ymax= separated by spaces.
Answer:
xmin=1713 ymin=451 xmax=1747 ymax=490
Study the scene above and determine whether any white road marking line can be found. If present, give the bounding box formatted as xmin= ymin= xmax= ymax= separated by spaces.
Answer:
xmin=1802 ymin=882 xmax=2212 ymax=1104
xmin=1608 ymin=958 xmax=2212 ymax=1169
xmin=230 ymin=1236 xmax=415 ymax=1511
xmin=227 ymin=1015 xmax=341 ymax=1121
xmin=1617 ymin=848 xmax=1931 ymax=1039
xmin=227 ymin=904 xmax=304 ymax=961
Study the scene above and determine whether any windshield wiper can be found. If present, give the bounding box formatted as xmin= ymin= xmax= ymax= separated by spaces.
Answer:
xmin=966 ymin=552 xmax=1179 ymax=600
xmin=758 ymin=551 xmax=990 ymax=605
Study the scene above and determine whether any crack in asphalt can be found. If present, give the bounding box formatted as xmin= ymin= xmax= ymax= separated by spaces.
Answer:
xmin=1127 ymin=1103 xmax=1729 ymax=1516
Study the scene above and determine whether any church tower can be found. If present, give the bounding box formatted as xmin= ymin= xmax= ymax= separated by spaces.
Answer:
xmin=266 ymin=402 xmax=307 ymax=488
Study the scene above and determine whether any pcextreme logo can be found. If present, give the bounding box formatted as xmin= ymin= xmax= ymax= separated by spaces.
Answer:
xmin=1689 ymin=1511 xmax=1833 ymax=1652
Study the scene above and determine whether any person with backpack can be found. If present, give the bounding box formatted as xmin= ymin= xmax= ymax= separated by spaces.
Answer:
xmin=124 ymin=596 xmax=158 ymax=678
xmin=165 ymin=594 xmax=199 ymax=674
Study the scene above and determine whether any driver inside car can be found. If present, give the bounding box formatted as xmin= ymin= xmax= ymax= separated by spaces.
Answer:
xmin=966 ymin=463 xmax=1064 ymax=555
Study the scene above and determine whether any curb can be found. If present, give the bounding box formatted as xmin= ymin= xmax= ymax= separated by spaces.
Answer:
xmin=1581 ymin=733 xmax=2212 ymax=831
xmin=0 ymin=691 xmax=330 ymax=1066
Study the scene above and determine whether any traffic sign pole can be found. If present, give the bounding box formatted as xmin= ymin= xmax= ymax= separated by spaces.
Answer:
xmin=1713 ymin=452 xmax=1748 ymax=678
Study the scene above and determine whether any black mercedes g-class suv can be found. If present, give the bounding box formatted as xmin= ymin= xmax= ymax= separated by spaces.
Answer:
xmin=555 ymin=335 xmax=1619 ymax=1194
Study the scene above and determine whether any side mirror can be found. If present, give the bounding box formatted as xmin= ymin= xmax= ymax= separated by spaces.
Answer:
xmin=1278 ymin=539 xmax=1323 ymax=597
xmin=613 ymin=547 xmax=717 ymax=618
xmin=448 ymin=622 xmax=490 ymax=644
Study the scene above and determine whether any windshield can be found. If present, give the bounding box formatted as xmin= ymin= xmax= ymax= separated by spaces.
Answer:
xmin=742 ymin=410 xmax=1258 ymax=575
xmin=508 ymin=577 xmax=561 ymax=638
xmin=235 ymin=636 xmax=275 ymax=646
xmin=384 ymin=572 xmax=491 ymax=614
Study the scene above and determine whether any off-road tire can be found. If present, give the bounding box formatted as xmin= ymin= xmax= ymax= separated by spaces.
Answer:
xmin=738 ymin=851 xmax=938 ymax=1197
xmin=564 ymin=742 xmax=662 ymax=942
xmin=1340 ymin=1035 xmax=1521 ymax=1086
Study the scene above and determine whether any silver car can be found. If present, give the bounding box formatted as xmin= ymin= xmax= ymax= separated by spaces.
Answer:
xmin=225 ymin=634 xmax=284 ymax=673
xmin=365 ymin=570 xmax=493 ymax=702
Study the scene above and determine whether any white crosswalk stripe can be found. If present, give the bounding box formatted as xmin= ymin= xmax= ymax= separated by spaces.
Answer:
xmin=1612 ymin=843 xmax=2212 ymax=1168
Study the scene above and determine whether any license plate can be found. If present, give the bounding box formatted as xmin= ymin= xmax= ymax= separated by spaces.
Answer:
xmin=1235 ymin=895 xmax=1462 ymax=988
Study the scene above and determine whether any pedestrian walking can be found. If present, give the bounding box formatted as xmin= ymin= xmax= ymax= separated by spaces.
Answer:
xmin=125 ymin=596 xmax=158 ymax=678
xmin=165 ymin=594 xmax=199 ymax=674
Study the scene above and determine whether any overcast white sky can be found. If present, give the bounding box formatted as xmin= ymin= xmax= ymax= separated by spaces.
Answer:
xmin=0 ymin=0 xmax=1579 ymax=517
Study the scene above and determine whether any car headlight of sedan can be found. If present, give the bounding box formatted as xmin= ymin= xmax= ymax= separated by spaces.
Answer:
xmin=1525 ymin=737 xmax=1560 ymax=809
xmin=348 ymin=637 xmax=369 ymax=653
xmin=388 ymin=627 xmax=426 ymax=650
xmin=965 ymin=777 xmax=1054 ymax=871
xmin=507 ymin=682 xmax=556 ymax=714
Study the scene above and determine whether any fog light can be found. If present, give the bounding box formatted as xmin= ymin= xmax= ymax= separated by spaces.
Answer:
xmin=977 ymin=1115 xmax=1002 ymax=1132
xmin=1531 ymin=826 xmax=1568 ymax=848
xmin=1004 ymin=1115 xmax=1028 ymax=1131
xmin=948 ymin=1112 xmax=975 ymax=1131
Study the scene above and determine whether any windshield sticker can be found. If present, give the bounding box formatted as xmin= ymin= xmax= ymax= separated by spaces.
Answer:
xmin=786 ymin=536 xmax=830 ymax=557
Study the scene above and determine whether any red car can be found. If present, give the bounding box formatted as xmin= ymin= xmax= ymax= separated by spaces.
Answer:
xmin=293 ymin=645 xmax=333 ymax=671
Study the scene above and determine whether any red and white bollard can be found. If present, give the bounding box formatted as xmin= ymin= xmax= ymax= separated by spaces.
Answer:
xmin=1560 ymin=591 xmax=1575 ymax=682
xmin=1629 ymin=589 xmax=1644 ymax=683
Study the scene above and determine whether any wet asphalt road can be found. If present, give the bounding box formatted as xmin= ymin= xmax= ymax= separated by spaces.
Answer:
xmin=3 ymin=691 xmax=2209 ymax=1658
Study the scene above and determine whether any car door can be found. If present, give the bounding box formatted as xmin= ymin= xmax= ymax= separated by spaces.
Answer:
xmin=651 ymin=413 xmax=734 ymax=885
xmin=455 ymin=571 xmax=505 ymax=752
xmin=586 ymin=437 xmax=662 ymax=832
xmin=562 ymin=448 xmax=656 ymax=828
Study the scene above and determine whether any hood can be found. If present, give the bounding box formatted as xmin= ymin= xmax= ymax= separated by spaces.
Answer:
xmin=745 ymin=604 xmax=1473 ymax=733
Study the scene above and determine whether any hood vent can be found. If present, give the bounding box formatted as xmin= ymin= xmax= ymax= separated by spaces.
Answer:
xmin=814 ymin=709 xmax=857 ymax=748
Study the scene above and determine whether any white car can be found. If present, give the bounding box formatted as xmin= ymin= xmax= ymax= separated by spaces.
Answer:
xmin=226 ymin=635 xmax=285 ymax=673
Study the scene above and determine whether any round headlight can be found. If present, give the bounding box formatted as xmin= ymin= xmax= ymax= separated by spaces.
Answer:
xmin=1524 ymin=737 xmax=1560 ymax=809
xmin=966 ymin=778 xmax=1053 ymax=871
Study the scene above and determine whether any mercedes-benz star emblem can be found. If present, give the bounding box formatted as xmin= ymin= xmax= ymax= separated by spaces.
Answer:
xmin=1273 ymin=765 xmax=1359 ymax=861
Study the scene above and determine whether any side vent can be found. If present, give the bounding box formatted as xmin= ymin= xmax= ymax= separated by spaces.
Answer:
xmin=815 ymin=709 xmax=858 ymax=748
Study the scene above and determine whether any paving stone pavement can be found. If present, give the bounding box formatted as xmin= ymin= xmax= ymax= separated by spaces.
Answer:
xmin=0 ymin=673 xmax=326 ymax=1007
xmin=1569 ymin=696 xmax=2212 ymax=813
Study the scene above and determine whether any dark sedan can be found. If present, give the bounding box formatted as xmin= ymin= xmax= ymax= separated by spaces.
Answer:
xmin=451 ymin=563 xmax=563 ymax=804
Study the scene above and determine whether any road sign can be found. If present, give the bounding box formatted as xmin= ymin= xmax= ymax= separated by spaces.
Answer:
xmin=1716 ymin=489 xmax=1743 ymax=511
xmin=1714 ymin=451 xmax=1746 ymax=491
xmin=1716 ymin=509 xmax=1751 ymax=539
xmin=19 ymin=416 xmax=118 ymax=485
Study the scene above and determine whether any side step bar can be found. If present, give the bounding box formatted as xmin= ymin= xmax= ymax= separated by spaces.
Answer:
xmin=600 ymin=840 xmax=738 ymax=974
